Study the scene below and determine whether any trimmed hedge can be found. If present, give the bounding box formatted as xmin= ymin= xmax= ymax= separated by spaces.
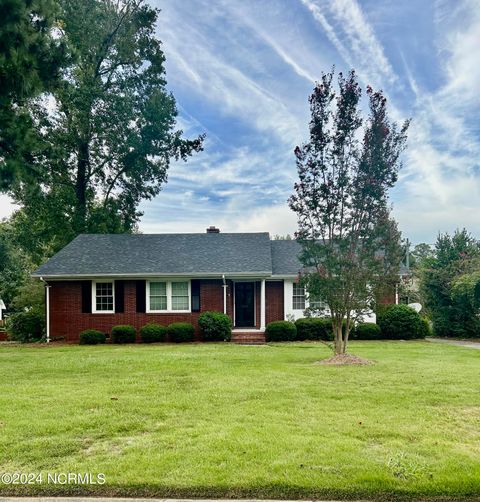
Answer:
xmin=6 ymin=310 xmax=44 ymax=342
xmin=265 ymin=321 xmax=297 ymax=342
xmin=351 ymin=322 xmax=381 ymax=340
xmin=140 ymin=323 xmax=167 ymax=343
xmin=295 ymin=318 xmax=333 ymax=341
xmin=198 ymin=311 xmax=232 ymax=341
xmin=79 ymin=329 xmax=106 ymax=345
xmin=111 ymin=325 xmax=136 ymax=344
xmin=377 ymin=304 xmax=425 ymax=339
xmin=168 ymin=322 xmax=195 ymax=343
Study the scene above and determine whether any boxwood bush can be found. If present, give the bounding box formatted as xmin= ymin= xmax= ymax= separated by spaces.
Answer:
xmin=168 ymin=322 xmax=195 ymax=343
xmin=351 ymin=322 xmax=381 ymax=340
xmin=265 ymin=320 xmax=296 ymax=342
xmin=295 ymin=318 xmax=333 ymax=341
xmin=79 ymin=329 xmax=106 ymax=345
xmin=377 ymin=304 xmax=425 ymax=339
xmin=198 ymin=311 xmax=232 ymax=341
xmin=111 ymin=325 xmax=136 ymax=344
xmin=140 ymin=323 xmax=167 ymax=343
xmin=6 ymin=310 xmax=45 ymax=342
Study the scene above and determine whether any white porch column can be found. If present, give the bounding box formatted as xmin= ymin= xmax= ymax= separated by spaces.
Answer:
xmin=45 ymin=283 xmax=51 ymax=343
xmin=260 ymin=279 xmax=266 ymax=331
xmin=222 ymin=275 xmax=227 ymax=315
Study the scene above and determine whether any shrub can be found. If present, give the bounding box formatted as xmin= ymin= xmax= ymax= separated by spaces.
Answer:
xmin=198 ymin=311 xmax=232 ymax=341
xmin=295 ymin=318 xmax=333 ymax=341
xmin=6 ymin=309 xmax=44 ymax=342
xmin=168 ymin=322 xmax=195 ymax=343
xmin=79 ymin=329 xmax=106 ymax=345
xmin=265 ymin=321 xmax=297 ymax=342
xmin=111 ymin=325 xmax=136 ymax=344
xmin=351 ymin=322 xmax=381 ymax=340
xmin=376 ymin=303 xmax=394 ymax=318
xmin=419 ymin=317 xmax=432 ymax=338
xmin=140 ymin=323 xmax=167 ymax=343
xmin=377 ymin=304 xmax=425 ymax=339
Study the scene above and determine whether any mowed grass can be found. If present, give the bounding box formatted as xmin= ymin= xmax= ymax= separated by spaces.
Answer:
xmin=0 ymin=341 xmax=479 ymax=500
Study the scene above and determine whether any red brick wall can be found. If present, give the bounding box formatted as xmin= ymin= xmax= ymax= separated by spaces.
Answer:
xmin=265 ymin=281 xmax=284 ymax=324
xmin=49 ymin=279 xmax=225 ymax=342
xmin=378 ymin=290 xmax=396 ymax=304
xmin=49 ymin=278 xmax=288 ymax=342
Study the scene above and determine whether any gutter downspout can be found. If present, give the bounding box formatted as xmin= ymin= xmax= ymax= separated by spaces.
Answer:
xmin=40 ymin=277 xmax=50 ymax=343
xmin=222 ymin=274 xmax=227 ymax=315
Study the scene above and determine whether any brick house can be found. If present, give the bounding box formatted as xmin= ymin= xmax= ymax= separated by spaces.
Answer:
xmin=33 ymin=227 xmax=395 ymax=343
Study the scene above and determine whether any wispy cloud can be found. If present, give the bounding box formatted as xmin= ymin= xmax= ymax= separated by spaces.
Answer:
xmin=2 ymin=0 xmax=480 ymax=244
xmin=298 ymin=0 xmax=480 ymax=242
xmin=301 ymin=0 xmax=397 ymax=90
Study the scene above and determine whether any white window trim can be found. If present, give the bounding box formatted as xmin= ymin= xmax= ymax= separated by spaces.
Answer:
xmin=92 ymin=280 xmax=115 ymax=314
xmin=292 ymin=283 xmax=306 ymax=311
xmin=146 ymin=279 xmax=191 ymax=313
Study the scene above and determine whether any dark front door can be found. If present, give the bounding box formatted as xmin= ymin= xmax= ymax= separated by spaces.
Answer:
xmin=235 ymin=282 xmax=255 ymax=327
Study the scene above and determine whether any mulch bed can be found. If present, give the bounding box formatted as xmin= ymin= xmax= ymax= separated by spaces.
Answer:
xmin=317 ymin=353 xmax=373 ymax=365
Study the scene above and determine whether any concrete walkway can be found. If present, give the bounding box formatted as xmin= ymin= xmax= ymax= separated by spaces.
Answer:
xmin=426 ymin=337 xmax=480 ymax=350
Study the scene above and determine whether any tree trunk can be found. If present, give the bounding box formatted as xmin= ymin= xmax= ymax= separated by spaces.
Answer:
xmin=74 ymin=140 xmax=89 ymax=233
xmin=333 ymin=317 xmax=344 ymax=355
xmin=343 ymin=315 xmax=351 ymax=354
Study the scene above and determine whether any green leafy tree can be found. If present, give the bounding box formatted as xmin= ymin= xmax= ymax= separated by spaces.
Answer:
xmin=451 ymin=265 xmax=480 ymax=315
xmin=421 ymin=229 xmax=480 ymax=337
xmin=410 ymin=243 xmax=435 ymax=269
xmin=0 ymin=223 xmax=32 ymax=307
xmin=7 ymin=0 xmax=204 ymax=256
xmin=0 ymin=0 xmax=65 ymax=187
xmin=399 ymin=242 xmax=434 ymax=305
xmin=289 ymin=69 xmax=409 ymax=355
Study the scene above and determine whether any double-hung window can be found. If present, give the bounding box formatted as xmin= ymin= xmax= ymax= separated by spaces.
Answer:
xmin=171 ymin=281 xmax=189 ymax=310
xmin=149 ymin=282 xmax=167 ymax=311
xmin=93 ymin=281 xmax=114 ymax=313
xmin=292 ymin=283 xmax=306 ymax=310
xmin=147 ymin=280 xmax=190 ymax=312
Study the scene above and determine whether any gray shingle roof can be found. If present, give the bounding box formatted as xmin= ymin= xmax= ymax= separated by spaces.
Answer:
xmin=32 ymin=233 xmax=407 ymax=279
xmin=270 ymin=240 xmax=303 ymax=275
xmin=33 ymin=233 xmax=274 ymax=278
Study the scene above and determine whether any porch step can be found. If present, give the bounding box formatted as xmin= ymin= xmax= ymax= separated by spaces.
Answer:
xmin=231 ymin=331 xmax=266 ymax=345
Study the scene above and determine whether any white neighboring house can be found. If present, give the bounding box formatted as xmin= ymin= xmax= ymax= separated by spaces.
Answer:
xmin=0 ymin=299 xmax=5 ymax=324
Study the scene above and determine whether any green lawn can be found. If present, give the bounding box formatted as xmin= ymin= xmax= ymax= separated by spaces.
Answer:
xmin=0 ymin=341 xmax=479 ymax=500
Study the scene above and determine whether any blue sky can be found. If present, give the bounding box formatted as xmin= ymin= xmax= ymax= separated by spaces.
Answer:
xmin=1 ymin=0 xmax=479 ymax=243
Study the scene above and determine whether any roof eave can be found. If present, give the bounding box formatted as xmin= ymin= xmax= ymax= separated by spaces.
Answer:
xmin=32 ymin=271 xmax=273 ymax=280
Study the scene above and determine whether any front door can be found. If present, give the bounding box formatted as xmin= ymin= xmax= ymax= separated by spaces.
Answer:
xmin=235 ymin=282 xmax=255 ymax=327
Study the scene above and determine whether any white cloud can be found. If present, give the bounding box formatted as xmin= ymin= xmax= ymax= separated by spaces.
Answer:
xmin=141 ymin=195 xmax=297 ymax=236
xmin=0 ymin=195 xmax=16 ymax=220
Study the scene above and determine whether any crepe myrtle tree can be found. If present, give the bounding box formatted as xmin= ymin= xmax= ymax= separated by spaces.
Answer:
xmin=289 ymin=69 xmax=409 ymax=355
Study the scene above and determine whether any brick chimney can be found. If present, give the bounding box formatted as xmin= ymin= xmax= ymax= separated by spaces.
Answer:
xmin=206 ymin=226 xmax=220 ymax=234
